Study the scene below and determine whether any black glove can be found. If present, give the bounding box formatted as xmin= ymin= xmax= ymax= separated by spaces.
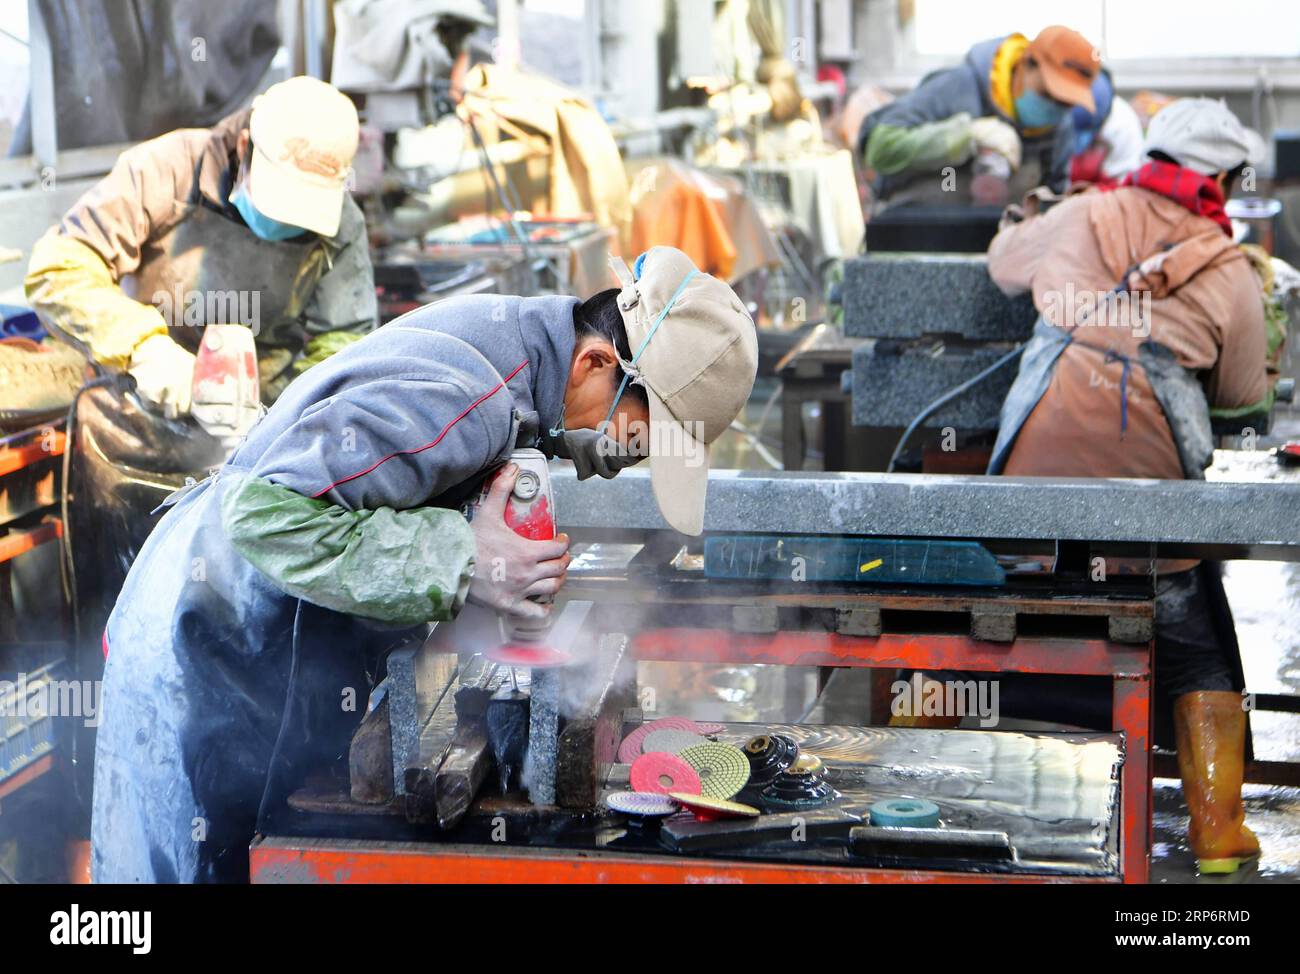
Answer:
xmin=553 ymin=428 xmax=642 ymax=480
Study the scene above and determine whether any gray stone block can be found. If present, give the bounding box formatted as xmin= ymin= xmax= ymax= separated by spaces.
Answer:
xmin=842 ymin=254 xmax=1036 ymax=341
xmin=851 ymin=343 xmax=1015 ymax=429
xmin=525 ymin=667 xmax=560 ymax=806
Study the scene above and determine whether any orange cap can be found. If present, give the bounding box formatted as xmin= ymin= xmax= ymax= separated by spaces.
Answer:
xmin=1028 ymin=26 xmax=1100 ymax=113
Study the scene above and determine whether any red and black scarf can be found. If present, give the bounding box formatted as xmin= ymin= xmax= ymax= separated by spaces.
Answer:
xmin=1119 ymin=159 xmax=1232 ymax=236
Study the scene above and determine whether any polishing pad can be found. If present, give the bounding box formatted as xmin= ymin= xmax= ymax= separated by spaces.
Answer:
xmin=630 ymin=752 xmax=702 ymax=796
xmin=743 ymin=733 xmax=799 ymax=786
xmin=485 ymin=643 xmax=572 ymax=668
xmin=760 ymin=771 xmax=837 ymax=810
xmin=669 ymin=792 xmax=760 ymax=821
xmin=605 ymin=791 xmax=679 ymax=817
xmin=790 ymin=752 xmax=824 ymax=774
xmin=618 ymin=716 xmax=698 ymax=764
xmin=642 ymin=729 xmax=707 ymax=755
xmin=679 ymin=742 xmax=750 ymax=799
xmin=695 ymin=722 xmax=726 ymax=735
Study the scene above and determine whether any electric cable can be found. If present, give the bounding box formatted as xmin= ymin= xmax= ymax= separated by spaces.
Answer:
xmin=884 ymin=343 xmax=1025 ymax=474
xmin=256 ymin=597 xmax=304 ymax=833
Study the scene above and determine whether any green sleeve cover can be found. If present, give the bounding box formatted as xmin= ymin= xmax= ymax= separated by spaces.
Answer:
xmin=865 ymin=113 xmax=974 ymax=176
xmin=220 ymin=472 xmax=475 ymax=626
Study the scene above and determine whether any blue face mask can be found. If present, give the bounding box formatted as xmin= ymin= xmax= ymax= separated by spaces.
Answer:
xmin=230 ymin=181 xmax=307 ymax=242
xmin=1015 ymin=89 xmax=1068 ymax=130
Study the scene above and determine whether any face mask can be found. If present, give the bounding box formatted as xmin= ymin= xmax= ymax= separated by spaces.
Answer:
xmin=230 ymin=180 xmax=307 ymax=242
xmin=1015 ymin=89 xmax=1068 ymax=130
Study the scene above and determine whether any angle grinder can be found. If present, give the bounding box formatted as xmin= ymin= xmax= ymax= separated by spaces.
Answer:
xmin=465 ymin=448 xmax=571 ymax=672
xmin=190 ymin=323 xmax=261 ymax=452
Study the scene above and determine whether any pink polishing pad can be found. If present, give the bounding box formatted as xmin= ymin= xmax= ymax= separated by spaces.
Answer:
xmin=630 ymin=752 xmax=702 ymax=796
xmin=618 ymin=716 xmax=698 ymax=764
xmin=485 ymin=643 xmax=572 ymax=668
xmin=695 ymin=722 xmax=726 ymax=735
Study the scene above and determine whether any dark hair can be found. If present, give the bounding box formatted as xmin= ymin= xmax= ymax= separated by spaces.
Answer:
xmin=574 ymin=288 xmax=647 ymax=406
xmin=1147 ymin=149 xmax=1248 ymax=196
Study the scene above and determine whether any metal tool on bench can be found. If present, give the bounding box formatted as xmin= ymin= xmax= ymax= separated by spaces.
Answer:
xmin=658 ymin=804 xmax=1013 ymax=864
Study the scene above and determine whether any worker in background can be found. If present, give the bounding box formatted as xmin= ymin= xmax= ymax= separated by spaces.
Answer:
xmin=1054 ymin=69 xmax=1145 ymax=188
xmin=858 ymin=26 xmax=1100 ymax=208
xmin=26 ymin=75 xmax=377 ymax=412
xmin=91 ymin=247 xmax=758 ymax=882
xmin=985 ymin=99 xmax=1271 ymax=874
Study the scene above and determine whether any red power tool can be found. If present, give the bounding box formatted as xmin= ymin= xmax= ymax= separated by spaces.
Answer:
xmin=466 ymin=448 xmax=571 ymax=668
xmin=190 ymin=324 xmax=261 ymax=451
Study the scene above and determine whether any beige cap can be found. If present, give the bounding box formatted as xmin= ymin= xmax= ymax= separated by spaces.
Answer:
xmin=247 ymin=77 xmax=359 ymax=237
xmin=611 ymin=247 xmax=758 ymax=535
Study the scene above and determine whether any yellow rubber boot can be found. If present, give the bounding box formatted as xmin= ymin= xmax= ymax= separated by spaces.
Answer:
xmin=1173 ymin=691 xmax=1260 ymax=874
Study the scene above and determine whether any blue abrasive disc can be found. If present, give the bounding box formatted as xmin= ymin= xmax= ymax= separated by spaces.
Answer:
xmin=869 ymin=798 xmax=941 ymax=828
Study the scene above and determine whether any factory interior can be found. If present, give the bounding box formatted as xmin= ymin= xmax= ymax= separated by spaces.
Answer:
xmin=1 ymin=0 xmax=1298 ymax=927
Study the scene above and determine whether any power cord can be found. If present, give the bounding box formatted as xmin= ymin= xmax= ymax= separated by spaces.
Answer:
xmin=884 ymin=344 xmax=1025 ymax=474
xmin=256 ymin=597 xmax=304 ymax=833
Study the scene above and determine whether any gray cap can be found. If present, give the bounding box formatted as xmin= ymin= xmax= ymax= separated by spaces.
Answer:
xmin=1143 ymin=97 xmax=1260 ymax=176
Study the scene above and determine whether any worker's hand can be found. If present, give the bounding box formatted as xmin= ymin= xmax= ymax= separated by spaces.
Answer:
xmin=553 ymin=428 xmax=642 ymax=480
xmin=999 ymin=186 xmax=1056 ymax=231
xmin=466 ymin=463 xmax=571 ymax=621
xmin=128 ymin=333 xmax=197 ymax=419
xmin=969 ymin=116 xmax=1022 ymax=170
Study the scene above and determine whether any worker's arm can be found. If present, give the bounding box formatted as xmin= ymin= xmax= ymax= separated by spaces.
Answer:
xmin=986 ymin=200 xmax=1072 ymax=298
xmin=24 ymin=134 xmax=192 ymax=369
xmin=859 ymin=67 xmax=983 ymax=176
xmin=865 ymin=114 xmax=976 ymax=176
xmin=220 ymin=371 xmax=514 ymax=625
xmin=1201 ymin=260 xmax=1274 ymax=419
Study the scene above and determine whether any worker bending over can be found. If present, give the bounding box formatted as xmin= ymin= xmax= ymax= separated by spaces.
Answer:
xmin=91 ymin=247 xmax=758 ymax=882
xmin=987 ymin=99 xmax=1272 ymax=874
xmin=858 ymin=26 xmax=1099 ymax=208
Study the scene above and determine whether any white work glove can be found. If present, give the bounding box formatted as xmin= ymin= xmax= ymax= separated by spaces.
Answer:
xmin=466 ymin=463 xmax=571 ymax=622
xmin=969 ymin=116 xmax=1022 ymax=171
xmin=553 ymin=428 xmax=642 ymax=480
xmin=128 ymin=333 xmax=197 ymax=419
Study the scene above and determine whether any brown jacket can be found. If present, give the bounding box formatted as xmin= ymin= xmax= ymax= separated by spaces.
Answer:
xmin=988 ymin=186 xmax=1268 ymax=481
